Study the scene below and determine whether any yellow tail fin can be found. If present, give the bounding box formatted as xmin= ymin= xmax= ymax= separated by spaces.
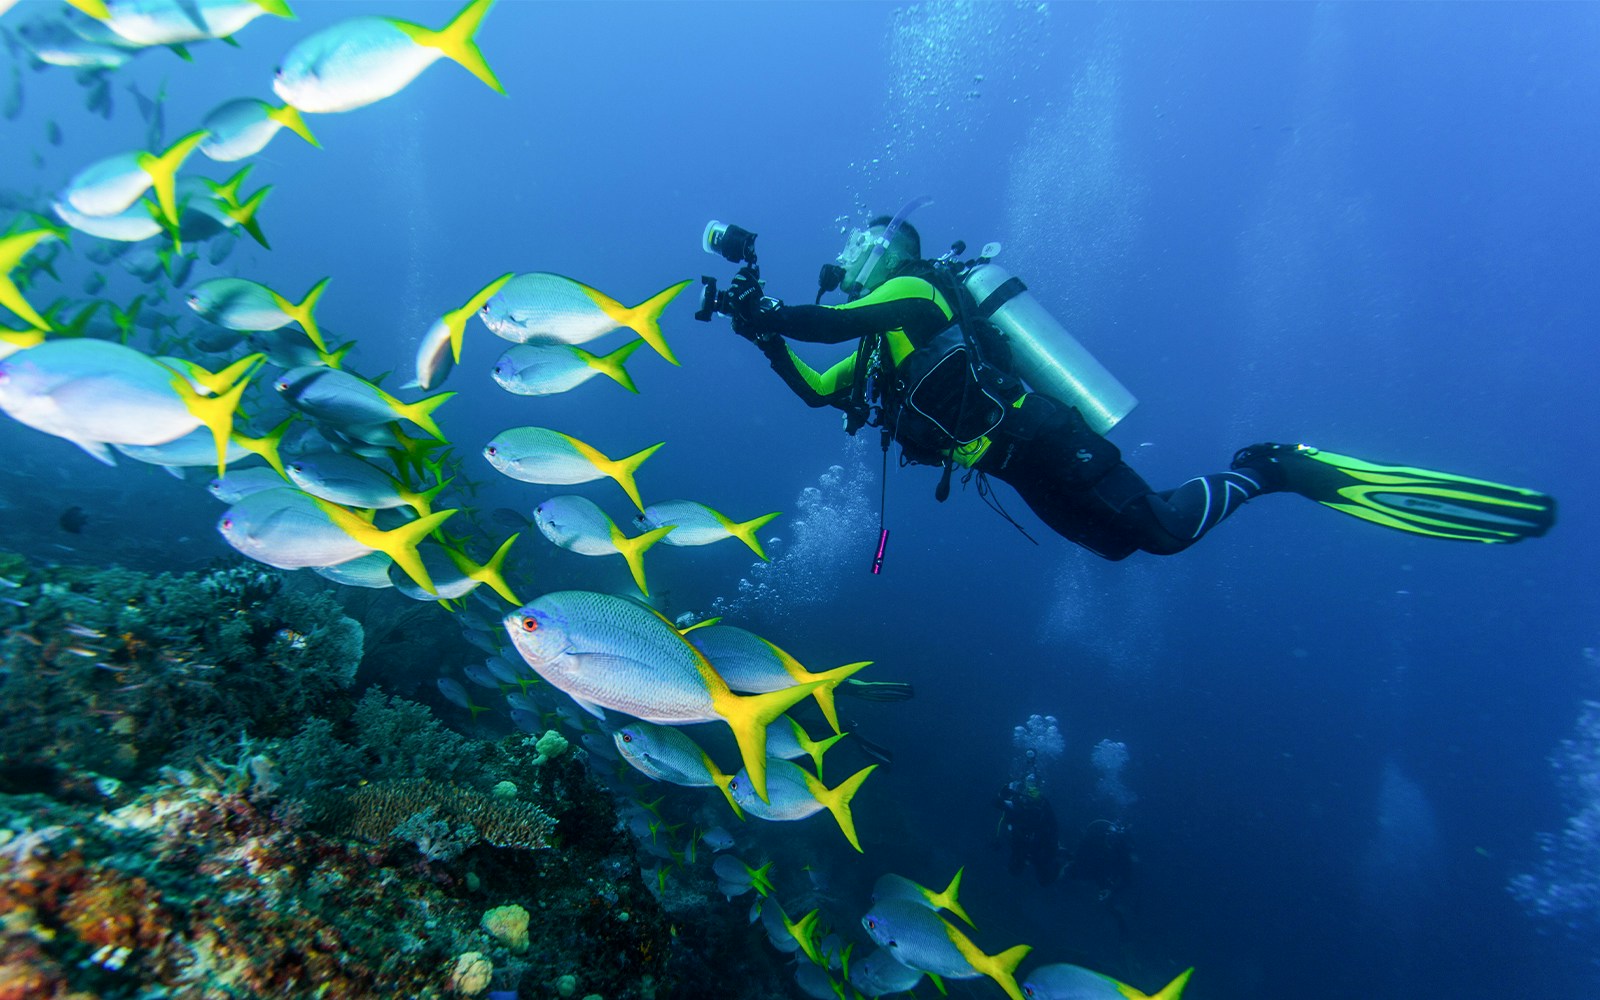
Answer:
xmin=271 ymin=276 xmax=329 ymax=353
xmin=250 ymin=0 xmax=295 ymax=19
xmin=1148 ymin=968 xmax=1194 ymax=1000
xmin=316 ymin=502 xmax=456 ymax=595
xmin=138 ymin=130 xmax=208 ymax=234
xmin=394 ymin=0 xmax=505 ymax=95
xmin=948 ymin=931 xmax=1031 ymax=1000
xmin=444 ymin=273 xmax=513 ymax=363
xmin=601 ymin=440 xmax=664 ymax=512
xmin=267 ymin=102 xmax=320 ymax=147
xmin=395 ymin=390 xmax=456 ymax=441
xmin=610 ymin=523 xmax=673 ymax=596
xmin=712 ymin=681 xmax=825 ymax=803
xmin=806 ymin=765 xmax=877 ymax=853
xmin=398 ymin=475 xmax=453 ymax=518
xmin=621 ymin=278 xmax=691 ymax=365
xmin=170 ymin=370 xmax=253 ymax=475
xmin=718 ymin=509 xmax=780 ymax=560
xmin=588 ymin=338 xmax=644 ymax=393
xmin=933 ymin=867 xmax=975 ymax=929
xmin=444 ymin=532 xmax=520 ymax=604
xmin=761 ymin=637 xmax=869 ymax=735
xmin=700 ymin=752 xmax=745 ymax=819
xmin=787 ymin=716 xmax=845 ymax=781
xmin=0 ymin=229 xmax=62 ymax=331
xmin=227 ymin=185 xmax=273 ymax=249
xmin=232 ymin=415 xmax=293 ymax=478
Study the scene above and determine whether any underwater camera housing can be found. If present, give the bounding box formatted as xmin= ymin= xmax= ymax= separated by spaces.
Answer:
xmin=695 ymin=220 xmax=759 ymax=322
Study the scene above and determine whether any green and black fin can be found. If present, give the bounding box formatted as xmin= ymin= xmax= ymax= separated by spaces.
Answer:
xmin=1234 ymin=443 xmax=1554 ymax=543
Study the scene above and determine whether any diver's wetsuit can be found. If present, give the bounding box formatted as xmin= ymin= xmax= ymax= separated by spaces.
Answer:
xmin=996 ymin=784 xmax=1063 ymax=886
xmin=748 ymin=272 xmax=1266 ymax=559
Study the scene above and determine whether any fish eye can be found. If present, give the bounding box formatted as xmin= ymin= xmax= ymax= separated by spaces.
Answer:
xmin=520 ymin=616 xmax=537 ymax=632
xmin=221 ymin=518 xmax=232 ymax=530
xmin=621 ymin=733 xmax=632 ymax=743
xmin=486 ymin=445 xmax=497 ymax=456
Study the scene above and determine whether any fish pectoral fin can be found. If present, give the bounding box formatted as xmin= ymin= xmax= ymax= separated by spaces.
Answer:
xmin=69 ymin=437 xmax=118 ymax=466
xmin=568 ymin=693 xmax=607 ymax=721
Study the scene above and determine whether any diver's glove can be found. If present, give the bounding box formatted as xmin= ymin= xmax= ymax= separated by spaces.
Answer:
xmin=729 ymin=266 xmax=784 ymax=343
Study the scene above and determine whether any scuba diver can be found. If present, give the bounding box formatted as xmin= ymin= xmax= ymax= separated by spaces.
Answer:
xmin=703 ymin=204 xmax=1557 ymax=560
xmin=995 ymin=772 xmax=1064 ymax=886
xmin=1063 ymin=819 xmax=1134 ymax=899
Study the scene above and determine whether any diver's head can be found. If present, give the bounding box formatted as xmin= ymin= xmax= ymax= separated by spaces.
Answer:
xmin=836 ymin=216 xmax=922 ymax=297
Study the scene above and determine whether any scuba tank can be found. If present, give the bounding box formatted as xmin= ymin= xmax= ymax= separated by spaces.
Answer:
xmin=961 ymin=262 xmax=1137 ymax=434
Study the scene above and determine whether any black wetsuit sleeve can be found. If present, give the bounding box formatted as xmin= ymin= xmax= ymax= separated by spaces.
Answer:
xmin=766 ymin=298 xmax=949 ymax=345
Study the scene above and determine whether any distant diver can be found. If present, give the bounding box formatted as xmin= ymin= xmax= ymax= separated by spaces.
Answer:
xmin=696 ymin=204 xmax=1556 ymax=561
xmin=58 ymin=505 xmax=87 ymax=534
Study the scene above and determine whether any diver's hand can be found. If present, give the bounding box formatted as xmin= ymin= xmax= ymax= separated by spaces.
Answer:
xmin=727 ymin=266 xmax=766 ymax=323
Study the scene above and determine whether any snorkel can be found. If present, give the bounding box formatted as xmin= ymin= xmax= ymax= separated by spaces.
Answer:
xmin=827 ymin=195 xmax=933 ymax=300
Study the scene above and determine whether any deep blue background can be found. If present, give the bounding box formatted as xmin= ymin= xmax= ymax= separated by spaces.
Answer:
xmin=3 ymin=2 xmax=1598 ymax=996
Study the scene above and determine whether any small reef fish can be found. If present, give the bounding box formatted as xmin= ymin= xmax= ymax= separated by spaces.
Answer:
xmin=208 ymin=466 xmax=289 ymax=503
xmin=636 ymin=500 xmax=779 ymax=559
xmin=70 ymin=0 xmax=294 ymax=47
xmin=764 ymin=715 xmax=845 ymax=780
xmin=711 ymin=855 xmax=773 ymax=898
xmin=217 ymin=486 xmax=454 ymax=594
xmin=386 ymin=536 xmax=519 ymax=605
xmin=484 ymin=427 xmax=660 ymax=512
xmin=16 ymin=10 xmax=141 ymax=70
xmin=760 ymin=898 xmax=822 ymax=963
xmin=491 ymin=339 xmax=645 ymax=397
xmin=612 ymin=720 xmax=741 ymax=815
xmin=407 ymin=274 xmax=513 ymax=391
xmin=851 ymin=947 xmax=926 ymax=997
xmin=187 ymin=276 xmax=329 ymax=353
xmin=437 ymin=676 xmax=490 ymax=720
xmin=504 ymin=590 xmax=821 ymax=802
xmin=687 ymin=624 xmax=868 ymax=735
xmin=532 ymin=494 xmax=672 ymax=596
xmin=871 ymin=870 xmax=974 ymax=929
xmin=275 ymin=366 xmax=453 ymax=441
xmin=700 ymin=826 xmax=735 ymax=852
xmin=287 ymin=452 xmax=446 ymax=516
xmin=729 ymin=758 xmax=877 ymax=853
xmin=1020 ymin=965 xmax=1193 ymax=1000
xmin=0 ymin=340 xmax=257 ymax=470
xmin=52 ymin=197 xmax=163 ymax=243
xmin=273 ymin=0 xmax=503 ymax=114
xmin=57 ymin=131 xmax=207 ymax=233
xmin=861 ymin=900 xmax=1030 ymax=1000
xmin=199 ymin=96 xmax=321 ymax=161
xmin=480 ymin=273 xmax=690 ymax=365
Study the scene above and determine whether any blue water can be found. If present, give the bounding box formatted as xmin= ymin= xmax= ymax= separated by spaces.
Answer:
xmin=3 ymin=2 xmax=1598 ymax=997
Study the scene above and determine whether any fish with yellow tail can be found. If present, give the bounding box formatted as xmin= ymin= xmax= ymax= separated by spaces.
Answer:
xmin=480 ymin=273 xmax=690 ymax=366
xmin=484 ymin=427 xmax=660 ymax=512
xmin=491 ymin=339 xmax=645 ymax=397
xmin=199 ymin=96 xmax=320 ymax=162
xmin=67 ymin=0 xmax=294 ymax=47
xmin=533 ymin=494 xmax=672 ymax=596
xmin=687 ymin=624 xmax=868 ymax=735
xmin=636 ymin=499 xmax=780 ymax=559
xmin=613 ymin=720 xmax=743 ymax=817
xmin=275 ymin=365 xmax=454 ymax=441
xmin=871 ymin=869 xmax=975 ymax=929
xmin=729 ymin=758 xmax=877 ymax=853
xmin=188 ymin=276 xmax=330 ymax=353
xmin=0 ymin=340 xmax=257 ymax=472
xmin=861 ymin=898 xmax=1031 ymax=1000
xmin=764 ymin=715 xmax=846 ymax=781
xmin=409 ymin=273 xmax=514 ymax=390
xmin=58 ymin=130 xmax=207 ymax=236
xmin=1022 ymin=964 xmax=1193 ymax=1000
xmin=273 ymin=0 xmax=503 ymax=114
xmin=503 ymin=590 xmax=821 ymax=802
xmin=217 ymin=486 xmax=455 ymax=595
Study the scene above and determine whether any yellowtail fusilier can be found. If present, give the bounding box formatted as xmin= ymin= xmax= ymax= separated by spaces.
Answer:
xmin=851 ymin=948 xmax=926 ymax=997
xmin=16 ymin=10 xmax=141 ymax=70
xmin=687 ymin=624 xmax=869 ymax=735
xmin=484 ymin=427 xmax=660 ymax=512
xmin=1021 ymin=964 xmax=1194 ymax=1000
xmin=52 ymin=198 xmax=162 ymax=244
xmin=67 ymin=0 xmax=294 ymax=47
xmin=480 ymin=273 xmax=690 ymax=366
xmin=209 ymin=466 xmax=289 ymax=503
xmin=0 ymin=340 xmax=258 ymax=470
xmin=217 ymin=486 xmax=455 ymax=595
xmin=199 ymin=96 xmax=320 ymax=161
xmin=871 ymin=870 xmax=974 ymax=929
xmin=729 ymin=758 xmax=877 ymax=853
xmin=287 ymin=451 xmax=448 ymax=516
xmin=188 ymin=276 xmax=329 ymax=353
xmin=272 ymin=0 xmax=503 ymax=114
xmin=1 ymin=226 xmax=67 ymax=331
xmin=636 ymin=499 xmax=780 ymax=559
xmin=860 ymin=899 xmax=1030 ymax=1000
xmin=504 ymin=590 xmax=822 ymax=801
xmin=115 ymin=418 xmax=287 ymax=477
xmin=407 ymin=273 xmax=513 ymax=391
xmin=184 ymin=169 xmax=273 ymax=248
xmin=765 ymin=715 xmax=846 ymax=781
xmin=274 ymin=365 xmax=453 ymax=441
xmin=613 ymin=720 xmax=743 ymax=816
xmin=533 ymin=494 xmax=673 ymax=596
xmin=57 ymin=130 xmax=207 ymax=235
xmin=491 ymin=339 xmax=645 ymax=397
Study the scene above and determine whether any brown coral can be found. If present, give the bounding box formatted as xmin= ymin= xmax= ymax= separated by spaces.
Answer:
xmin=335 ymin=779 xmax=554 ymax=852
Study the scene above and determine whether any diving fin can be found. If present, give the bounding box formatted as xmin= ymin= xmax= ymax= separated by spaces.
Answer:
xmin=1232 ymin=442 xmax=1554 ymax=543
xmin=837 ymin=678 xmax=916 ymax=702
